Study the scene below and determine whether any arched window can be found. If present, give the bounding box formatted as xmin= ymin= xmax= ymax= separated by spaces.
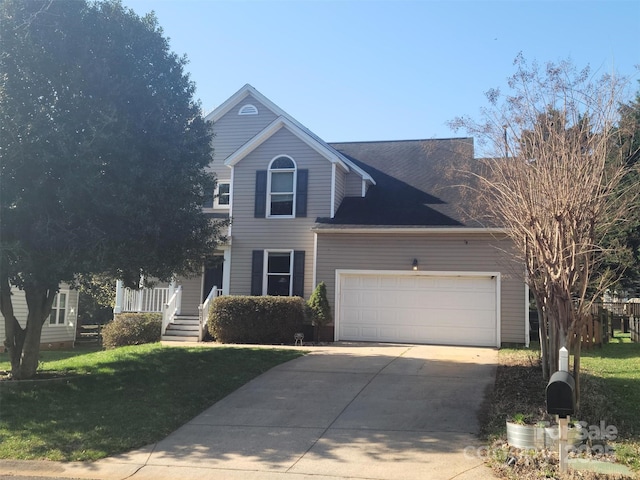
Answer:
xmin=267 ymin=156 xmax=296 ymax=217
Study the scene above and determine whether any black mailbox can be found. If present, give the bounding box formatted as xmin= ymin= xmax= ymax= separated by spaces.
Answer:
xmin=546 ymin=370 xmax=575 ymax=418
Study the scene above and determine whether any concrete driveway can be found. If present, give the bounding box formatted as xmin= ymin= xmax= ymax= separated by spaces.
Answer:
xmin=1 ymin=343 xmax=499 ymax=480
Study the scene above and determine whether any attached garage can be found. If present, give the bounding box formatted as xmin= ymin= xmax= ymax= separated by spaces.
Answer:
xmin=335 ymin=270 xmax=500 ymax=347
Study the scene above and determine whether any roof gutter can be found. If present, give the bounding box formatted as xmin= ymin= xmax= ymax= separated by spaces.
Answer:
xmin=311 ymin=226 xmax=508 ymax=235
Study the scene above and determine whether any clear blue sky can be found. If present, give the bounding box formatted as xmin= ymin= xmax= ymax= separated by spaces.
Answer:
xmin=122 ymin=0 xmax=639 ymax=143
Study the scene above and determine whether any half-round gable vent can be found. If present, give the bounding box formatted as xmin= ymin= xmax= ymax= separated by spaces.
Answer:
xmin=238 ymin=104 xmax=258 ymax=115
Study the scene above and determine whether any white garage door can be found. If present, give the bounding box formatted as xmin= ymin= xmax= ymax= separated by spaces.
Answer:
xmin=337 ymin=272 xmax=498 ymax=347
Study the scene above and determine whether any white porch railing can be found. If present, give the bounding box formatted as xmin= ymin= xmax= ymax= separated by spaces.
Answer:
xmin=115 ymin=280 xmax=222 ymax=341
xmin=198 ymin=285 xmax=221 ymax=341
xmin=162 ymin=285 xmax=182 ymax=336
xmin=121 ymin=287 xmax=169 ymax=313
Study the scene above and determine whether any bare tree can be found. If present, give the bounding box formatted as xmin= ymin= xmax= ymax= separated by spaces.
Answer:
xmin=450 ymin=56 xmax=639 ymax=399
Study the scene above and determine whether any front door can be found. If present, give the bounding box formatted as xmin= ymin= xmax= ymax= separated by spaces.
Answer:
xmin=203 ymin=257 xmax=224 ymax=301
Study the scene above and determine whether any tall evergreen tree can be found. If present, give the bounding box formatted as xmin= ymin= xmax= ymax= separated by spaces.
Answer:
xmin=0 ymin=0 xmax=224 ymax=378
xmin=601 ymin=86 xmax=640 ymax=294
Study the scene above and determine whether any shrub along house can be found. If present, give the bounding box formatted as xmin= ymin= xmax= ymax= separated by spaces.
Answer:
xmin=114 ymin=84 xmax=528 ymax=347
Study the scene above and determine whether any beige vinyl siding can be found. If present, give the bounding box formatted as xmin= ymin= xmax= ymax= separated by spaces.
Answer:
xmin=334 ymin=166 xmax=346 ymax=217
xmin=315 ymin=232 xmax=525 ymax=344
xmin=42 ymin=288 xmax=78 ymax=344
xmin=345 ymin=170 xmax=364 ymax=197
xmin=209 ymin=94 xmax=279 ymax=181
xmin=176 ymin=274 xmax=202 ymax=316
xmin=0 ymin=286 xmax=77 ymax=348
xmin=229 ymin=127 xmax=333 ymax=298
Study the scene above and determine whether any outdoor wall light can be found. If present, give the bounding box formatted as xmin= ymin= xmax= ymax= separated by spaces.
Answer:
xmin=412 ymin=259 xmax=418 ymax=271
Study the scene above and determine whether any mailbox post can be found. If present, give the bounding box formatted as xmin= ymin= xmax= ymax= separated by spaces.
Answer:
xmin=546 ymin=347 xmax=575 ymax=473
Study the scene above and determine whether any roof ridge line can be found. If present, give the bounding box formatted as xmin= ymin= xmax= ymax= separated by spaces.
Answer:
xmin=329 ymin=137 xmax=473 ymax=145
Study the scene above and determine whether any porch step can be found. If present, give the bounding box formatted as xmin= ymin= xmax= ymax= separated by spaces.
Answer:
xmin=162 ymin=315 xmax=201 ymax=342
xmin=162 ymin=334 xmax=199 ymax=342
xmin=173 ymin=315 xmax=199 ymax=324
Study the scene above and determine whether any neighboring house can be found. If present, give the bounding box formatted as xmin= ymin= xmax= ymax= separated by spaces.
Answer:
xmin=0 ymin=286 xmax=78 ymax=352
xmin=114 ymin=84 xmax=528 ymax=347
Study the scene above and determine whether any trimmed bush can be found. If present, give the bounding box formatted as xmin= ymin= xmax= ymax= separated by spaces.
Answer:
xmin=208 ymin=296 xmax=306 ymax=344
xmin=307 ymin=282 xmax=332 ymax=327
xmin=101 ymin=313 xmax=162 ymax=349
xmin=306 ymin=282 xmax=333 ymax=342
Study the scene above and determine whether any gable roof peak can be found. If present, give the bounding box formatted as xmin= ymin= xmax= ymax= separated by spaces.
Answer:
xmin=211 ymin=84 xmax=375 ymax=184
xmin=206 ymin=84 xmax=286 ymax=123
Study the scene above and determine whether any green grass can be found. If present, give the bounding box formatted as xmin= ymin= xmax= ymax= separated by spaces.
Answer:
xmin=581 ymin=334 xmax=640 ymax=435
xmin=0 ymin=343 xmax=304 ymax=461
xmin=580 ymin=333 xmax=640 ymax=470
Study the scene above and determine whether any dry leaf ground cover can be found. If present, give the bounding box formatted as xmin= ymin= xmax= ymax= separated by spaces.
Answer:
xmin=480 ymin=333 xmax=640 ymax=480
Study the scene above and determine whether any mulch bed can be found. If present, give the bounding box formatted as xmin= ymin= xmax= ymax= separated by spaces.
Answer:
xmin=482 ymin=350 xmax=637 ymax=480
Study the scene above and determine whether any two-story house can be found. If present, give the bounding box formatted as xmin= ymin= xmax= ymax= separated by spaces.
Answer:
xmin=115 ymin=84 xmax=528 ymax=347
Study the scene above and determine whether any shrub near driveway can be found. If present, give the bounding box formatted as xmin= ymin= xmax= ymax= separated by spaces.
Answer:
xmin=209 ymin=295 xmax=306 ymax=344
xmin=0 ymin=343 xmax=304 ymax=461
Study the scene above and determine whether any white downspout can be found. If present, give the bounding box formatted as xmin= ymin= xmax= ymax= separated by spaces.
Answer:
xmin=228 ymin=165 xmax=234 ymax=237
xmin=330 ymin=163 xmax=336 ymax=218
xmin=114 ymin=280 xmax=124 ymax=314
xmin=222 ymin=247 xmax=231 ymax=295
xmin=312 ymin=232 xmax=318 ymax=288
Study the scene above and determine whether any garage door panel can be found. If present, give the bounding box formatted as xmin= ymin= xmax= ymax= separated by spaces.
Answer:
xmin=357 ymin=292 xmax=378 ymax=305
xmin=338 ymin=273 xmax=497 ymax=347
xmin=341 ymin=325 xmax=361 ymax=338
xmin=362 ymin=308 xmax=494 ymax=329
xmin=342 ymin=307 xmax=377 ymax=324
xmin=343 ymin=292 xmax=372 ymax=308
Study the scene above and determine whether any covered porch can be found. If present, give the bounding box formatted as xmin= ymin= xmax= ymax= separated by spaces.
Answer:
xmin=113 ymin=250 xmax=229 ymax=342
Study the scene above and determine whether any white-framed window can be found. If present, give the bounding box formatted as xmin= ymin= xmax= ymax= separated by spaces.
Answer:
xmin=49 ymin=291 xmax=68 ymax=326
xmin=264 ymin=250 xmax=293 ymax=296
xmin=238 ymin=104 xmax=258 ymax=115
xmin=214 ymin=182 xmax=230 ymax=208
xmin=267 ymin=156 xmax=296 ymax=218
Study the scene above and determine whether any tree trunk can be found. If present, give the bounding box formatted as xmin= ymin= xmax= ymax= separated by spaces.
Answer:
xmin=573 ymin=332 xmax=582 ymax=409
xmin=549 ymin=315 xmax=558 ymax=377
xmin=569 ymin=311 xmax=586 ymax=409
xmin=537 ymin=303 xmax=549 ymax=380
xmin=0 ymin=277 xmax=26 ymax=375
xmin=0 ymin=279 xmax=57 ymax=380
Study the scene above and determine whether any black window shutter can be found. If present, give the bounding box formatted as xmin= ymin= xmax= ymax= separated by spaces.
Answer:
xmin=292 ymin=251 xmax=305 ymax=297
xmin=254 ymin=170 xmax=267 ymax=217
xmin=296 ymin=169 xmax=308 ymax=217
xmin=251 ymin=250 xmax=264 ymax=295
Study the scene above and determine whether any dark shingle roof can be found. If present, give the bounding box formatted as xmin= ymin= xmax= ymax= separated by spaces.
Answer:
xmin=318 ymin=138 xmax=483 ymax=227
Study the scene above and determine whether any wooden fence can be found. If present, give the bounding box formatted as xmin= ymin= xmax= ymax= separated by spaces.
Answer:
xmin=578 ymin=315 xmax=606 ymax=349
xmin=589 ymin=302 xmax=640 ymax=345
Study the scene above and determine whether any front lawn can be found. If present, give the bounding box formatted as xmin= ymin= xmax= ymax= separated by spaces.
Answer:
xmin=0 ymin=343 xmax=304 ymax=461
xmin=580 ymin=334 xmax=640 ymax=439
xmin=482 ymin=332 xmax=640 ymax=479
